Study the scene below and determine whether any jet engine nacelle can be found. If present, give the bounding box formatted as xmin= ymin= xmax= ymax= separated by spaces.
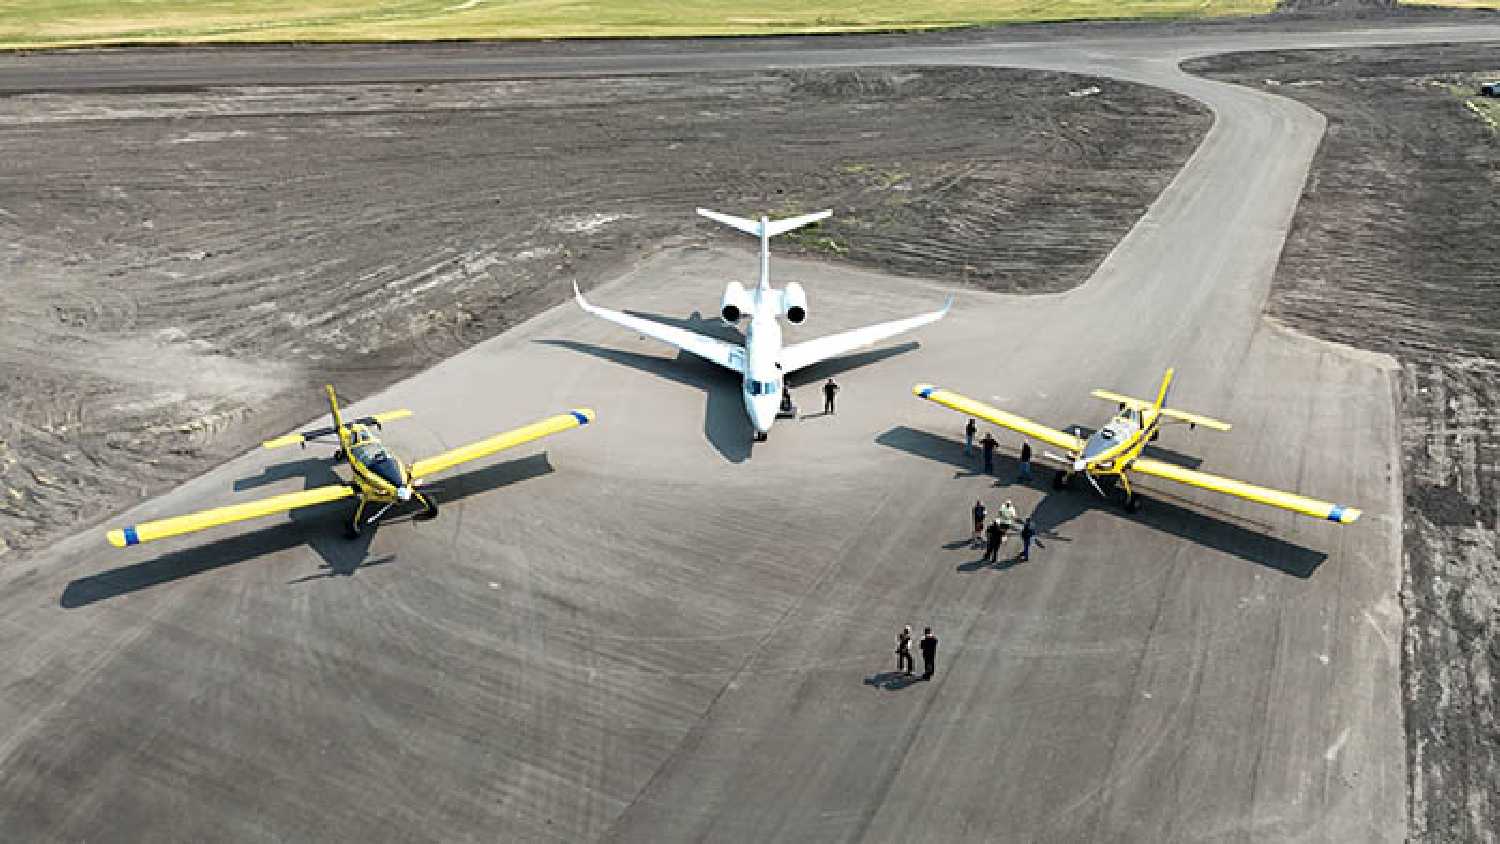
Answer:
xmin=781 ymin=282 xmax=808 ymax=325
xmin=720 ymin=281 xmax=752 ymax=325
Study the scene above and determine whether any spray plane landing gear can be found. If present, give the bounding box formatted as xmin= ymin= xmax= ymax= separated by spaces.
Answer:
xmin=1118 ymin=474 xmax=1142 ymax=513
xmin=346 ymin=497 xmax=368 ymax=540
xmin=413 ymin=492 xmax=439 ymax=521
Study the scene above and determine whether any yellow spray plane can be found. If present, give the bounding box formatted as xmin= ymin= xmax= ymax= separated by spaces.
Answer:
xmin=107 ymin=386 xmax=594 ymax=548
xmin=913 ymin=368 xmax=1360 ymax=524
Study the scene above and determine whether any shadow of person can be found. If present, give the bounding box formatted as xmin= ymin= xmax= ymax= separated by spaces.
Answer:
xmin=536 ymin=338 xmax=753 ymax=463
xmin=884 ymin=425 xmax=1330 ymax=578
xmin=863 ymin=671 xmax=922 ymax=690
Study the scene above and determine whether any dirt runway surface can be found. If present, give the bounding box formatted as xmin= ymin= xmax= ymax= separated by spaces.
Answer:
xmin=1189 ymin=44 xmax=1500 ymax=843
xmin=0 ymin=67 xmax=1207 ymax=555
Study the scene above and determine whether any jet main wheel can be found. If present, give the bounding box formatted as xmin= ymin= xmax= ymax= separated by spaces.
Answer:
xmin=1123 ymin=493 xmax=1141 ymax=514
xmin=345 ymin=516 xmax=363 ymax=540
xmin=1052 ymin=470 xmax=1070 ymax=490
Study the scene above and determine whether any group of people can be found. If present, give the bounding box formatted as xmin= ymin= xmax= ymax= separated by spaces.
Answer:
xmin=895 ymin=625 xmax=939 ymax=680
xmin=971 ymin=498 xmax=1044 ymax=563
xmin=964 ymin=417 xmax=1032 ymax=482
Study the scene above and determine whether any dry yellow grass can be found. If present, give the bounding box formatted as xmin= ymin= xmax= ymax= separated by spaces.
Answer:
xmin=0 ymin=0 xmax=1278 ymax=50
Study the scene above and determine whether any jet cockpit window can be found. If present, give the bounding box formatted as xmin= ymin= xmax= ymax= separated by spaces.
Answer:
xmin=747 ymin=379 xmax=779 ymax=396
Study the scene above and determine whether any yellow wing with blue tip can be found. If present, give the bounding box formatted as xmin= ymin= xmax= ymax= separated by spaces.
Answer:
xmin=262 ymin=409 xmax=414 ymax=449
xmin=409 ymin=409 xmax=594 ymax=481
xmin=107 ymin=485 xmax=355 ymax=548
xmin=1130 ymin=457 xmax=1360 ymax=524
xmin=913 ymin=384 xmax=1084 ymax=453
xmin=1090 ymin=390 xmax=1231 ymax=431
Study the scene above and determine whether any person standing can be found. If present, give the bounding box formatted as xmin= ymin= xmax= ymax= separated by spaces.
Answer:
xmin=920 ymin=627 xmax=939 ymax=680
xmin=981 ymin=432 xmax=998 ymax=474
xmin=1021 ymin=518 xmax=1045 ymax=562
xmin=999 ymin=499 xmax=1019 ymax=528
xmin=984 ymin=518 xmax=1003 ymax=563
xmin=1018 ymin=440 xmax=1033 ymax=483
xmin=964 ymin=418 xmax=977 ymax=456
xmin=971 ymin=499 xmax=987 ymax=547
xmin=823 ymin=378 xmax=840 ymax=414
xmin=896 ymin=625 xmax=915 ymax=674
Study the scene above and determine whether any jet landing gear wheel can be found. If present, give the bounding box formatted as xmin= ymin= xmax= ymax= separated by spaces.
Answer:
xmin=1123 ymin=493 xmax=1141 ymax=514
xmin=1052 ymin=469 xmax=1072 ymax=490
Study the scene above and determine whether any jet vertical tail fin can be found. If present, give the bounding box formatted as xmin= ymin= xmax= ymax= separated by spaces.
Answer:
xmin=696 ymin=207 xmax=832 ymax=291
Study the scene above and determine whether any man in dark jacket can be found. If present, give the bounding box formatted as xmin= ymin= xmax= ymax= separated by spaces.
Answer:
xmin=823 ymin=378 xmax=839 ymax=414
xmin=1021 ymin=518 xmax=1045 ymax=562
xmin=1018 ymin=440 xmax=1033 ymax=483
xmin=964 ymin=418 xmax=977 ymax=456
xmin=981 ymin=433 xmax=998 ymax=474
xmin=920 ymin=627 xmax=939 ymax=680
xmin=984 ymin=518 xmax=1004 ymax=563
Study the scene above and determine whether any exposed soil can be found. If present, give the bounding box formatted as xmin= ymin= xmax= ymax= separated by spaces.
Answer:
xmin=0 ymin=67 xmax=1209 ymax=554
xmin=1188 ymin=45 xmax=1500 ymax=844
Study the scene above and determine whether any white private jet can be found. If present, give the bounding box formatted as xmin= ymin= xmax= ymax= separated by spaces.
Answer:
xmin=574 ymin=208 xmax=952 ymax=441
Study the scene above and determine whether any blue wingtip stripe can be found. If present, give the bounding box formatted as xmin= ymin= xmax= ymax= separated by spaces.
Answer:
xmin=123 ymin=526 xmax=140 ymax=546
xmin=570 ymin=410 xmax=589 ymax=426
xmin=918 ymin=387 xmax=934 ymax=399
xmin=1327 ymin=505 xmax=1345 ymax=523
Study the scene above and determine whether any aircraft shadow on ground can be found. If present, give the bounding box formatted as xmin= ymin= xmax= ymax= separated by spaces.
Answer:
xmin=538 ymin=338 xmax=754 ymax=463
xmin=877 ymin=426 xmax=1327 ymax=578
xmin=624 ymin=308 xmax=743 ymax=343
xmin=59 ymin=453 xmax=555 ymax=608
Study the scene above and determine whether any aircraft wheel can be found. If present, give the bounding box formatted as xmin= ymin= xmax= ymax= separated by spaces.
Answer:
xmin=1052 ymin=470 xmax=1069 ymax=490
xmin=345 ymin=518 xmax=363 ymax=540
xmin=414 ymin=495 xmax=440 ymax=522
xmin=1124 ymin=494 xmax=1141 ymax=514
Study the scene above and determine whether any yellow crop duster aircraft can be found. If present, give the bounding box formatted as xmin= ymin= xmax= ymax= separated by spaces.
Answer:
xmin=107 ymin=386 xmax=594 ymax=547
xmin=914 ymin=368 xmax=1360 ymax=524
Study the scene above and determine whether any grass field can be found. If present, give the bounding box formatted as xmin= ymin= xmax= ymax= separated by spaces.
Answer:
xmin=0 ymin=0 xmax=1281 ymax=50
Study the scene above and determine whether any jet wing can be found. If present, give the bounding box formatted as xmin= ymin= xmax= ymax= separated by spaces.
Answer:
xmin=573 ymin=282 xmax=744 ymax=374
xmin=409 ymin=409 xmax=593 ymax=480
xmin=107 ymin=485 xmax=355 ymax=547
xmin=1091 ymin=390 xmax=1231 ymax=431
xmin=780 ymin=296 xmax=952 ymax=374
xmin=1130 ymin=457 xmax=1360 ymax=524
xmin=913 ymin=384 xmax=1085 ymax=454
